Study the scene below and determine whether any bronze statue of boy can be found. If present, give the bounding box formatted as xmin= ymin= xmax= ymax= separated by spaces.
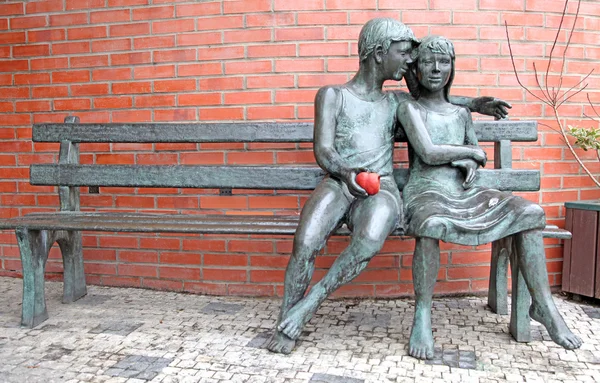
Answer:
xmin=267 ymin=18 xmax=510 ymax=355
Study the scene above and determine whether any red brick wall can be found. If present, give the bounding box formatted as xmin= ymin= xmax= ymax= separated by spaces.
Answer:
xmin=1 ymin=0 xmax=599 ymax=297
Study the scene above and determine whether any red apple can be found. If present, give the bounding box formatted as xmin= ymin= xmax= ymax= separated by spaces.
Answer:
xmin=355 ymin=172 xmax=381 ymax=195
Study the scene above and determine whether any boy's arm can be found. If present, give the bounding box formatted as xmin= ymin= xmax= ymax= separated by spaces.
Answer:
xmin=448 ymin=95 xmax=511 ymax=120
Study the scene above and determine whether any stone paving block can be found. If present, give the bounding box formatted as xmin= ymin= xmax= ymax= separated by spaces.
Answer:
xmin=106 ymin=355 xmax=173 ymax=380
xmin=74 ymin=294 xmax=114 ymax=306
xmin=310 ymin=372 xmax=365 ymax=382
xmin=246 ymin=331 xmax=272 ymax=348
xmin=89 ymin=321 xmax=143 ymax=336
xmin=425 ymin=348 xmax=478 ymax=370
xmin=200 ymin=302 xmax=244 ymax=315
xmin=348 ymin=312 xmax=391 ymax=328
xmin=582 ymin=306 xmax=600 ymax=320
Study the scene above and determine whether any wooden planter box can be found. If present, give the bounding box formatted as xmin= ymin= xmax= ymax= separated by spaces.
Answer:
xmin=563 ymin=200 xmax=600 ymax=298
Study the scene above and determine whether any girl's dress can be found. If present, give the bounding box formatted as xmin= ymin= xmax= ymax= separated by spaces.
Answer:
xmin=402 ymin=101 xmax=545 ymax=246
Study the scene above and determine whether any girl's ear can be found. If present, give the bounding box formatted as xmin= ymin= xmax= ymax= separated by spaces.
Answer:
xmin=374 ymin=45 xmax=384 ymax=64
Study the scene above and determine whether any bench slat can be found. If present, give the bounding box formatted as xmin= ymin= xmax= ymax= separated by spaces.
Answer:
xmin=30 ymin=164 xmax=540 ymax=191
xmin=0 ymin=212 xmax=566 ymax=239
xmin=33 ymin=121 xmax=537 ymax=143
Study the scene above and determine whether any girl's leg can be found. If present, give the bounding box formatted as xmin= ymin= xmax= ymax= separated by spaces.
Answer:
xmin=409 ymin=237 xmax=440 ymax=360
xmin=516 ymin=229 xmax=582 ymax=349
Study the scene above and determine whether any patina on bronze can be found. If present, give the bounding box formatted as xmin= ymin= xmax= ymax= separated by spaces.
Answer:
xmin=267 ymin=18 xmax=511 ymax=355
xmin=397 ymin=35 xmax=582 ymax=359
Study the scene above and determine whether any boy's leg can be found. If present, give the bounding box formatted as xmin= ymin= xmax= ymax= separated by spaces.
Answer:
xmin=267 ymin=179 xmax=351 ymax=354
xmin=277 ymin=191 xmax=399 ymax=340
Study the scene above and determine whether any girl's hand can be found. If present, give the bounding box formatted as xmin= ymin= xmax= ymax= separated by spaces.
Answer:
xmin=451 ymin=159 xmax=479 ymax=189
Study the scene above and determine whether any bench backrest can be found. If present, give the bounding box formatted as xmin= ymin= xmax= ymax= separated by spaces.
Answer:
xmin=31 ymin=116 xmax=540 ymax=211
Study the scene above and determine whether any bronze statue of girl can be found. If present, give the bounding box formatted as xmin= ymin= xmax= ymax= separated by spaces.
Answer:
xmin=397 ymin=35 xmax=582 ymax=359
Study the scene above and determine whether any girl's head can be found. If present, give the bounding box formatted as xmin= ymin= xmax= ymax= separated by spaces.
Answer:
xmin=407 ymin=35 xmax=455 ymax=101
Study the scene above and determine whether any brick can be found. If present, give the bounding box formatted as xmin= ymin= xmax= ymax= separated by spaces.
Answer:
xmin=199 ymin=46 xmax=244 ymax=61
xmin=275 ymin=27 xmax=324 ymax=41
xmin=90 ymin=68 xmax=131 ymax=82
xmin=247 ymin=105 xmax=295 ymax=120
xmin=199 ymin=76 xmax=243 ymax=91
xmin=112 ymin=81 xmax=152 ymax=94
xmin=379 ymin=0 xmax=427 ymax=9
xmin=480 ymin=0 xmax=525 ymax=11
xmin=155 ymin=79 xmax=197 ymax=93
xmin=249 ymin=196 xmax=298 ymax=209
xmin=135 ymin=95 xmax=176 ymax=108
xmin=54 ymin=99 xmax=91 ymax=111
xmin=118 ymin=264 xmax=157 ymax=278
xmin=156 ymin=195 xmax=198 ymax=208
xmin=247 ymin=44 xmax=296 ymax=58
xmin=179 ymin=151 xmax=224 ymax=165
xmin=225 ymin=61 xmax=272 ymax=75
xmin=0 ymin=3 xmax=23 ymax=16
xmin=182 ymin=239 xmax=226 ymax=252
xmin=132 ymin=6 xmax=174 ymax=20
xmin=298 ymin=12 xmax=347 ymax=25
xmin=133 ymin=36 xmax=175 ymax=49
xmin=274 ymin=0 xmax=324 ymax=11
xmin=224 ymin=0 xmax=271 ymax=14
xmin=159 ymin=266 xmax=200 ymax=280
xmin=224 ymin=29 xmax=271 ymax=43
xmin=0 ymin=59 xmax=28 ymax=72
xmin=230 ymin=240 xmax=273 ymax=253
xmin=14 ymin=73 xmax=50 ymax=85
xmin=0 ymin=32 xmax=27 ymax=44
xmin=204 ymin=254 xmax=247 ymax=267
xmin=177 ymin=32 xmax=222 ymax=46
xmin=327 ymin=58 xmax=359 ymax=72
xmin=250 ymin=270 xmax=285 ymax=283
xmin=299 ymin=42 xmax=349 ymax=56
xmin=0 ymin=87 xmax=29 ymax=98
xmin=143 ymin=279 xmax=183 ymax=291
xmin=66 ymin=0 xmax=104 ymax=10
xmin=176 ymin=2 xmax=221 ymax=17
xmin=203 ymin=268 xmax=247 ymax=282
xmin=200 ymin=196 xmax=248 ymax=209
xmin=90 ymin=9 xmax=131 ymax=23
xmin=327 ymin=26 xmax=362 ymax=40
xmin=111 ymin=52 xmax=152 ymax=66
xmin=53 ymin=41 xmax=91 ymax=55
xmin=246 ymin=13 xmax=295 ymax=27
xmin=108 ymin=0 xmax=148 ymax=5
xmin=13 ymin=44 xmax=50 ymax=57
xmin=68 ymin=26 xmax=107 ymax=40
xmin=224 ymin=91 xmax=271 ymax=105
xmin=402 ymin=11 xmax=451 ymax=24
xmin=134 ymin=65 xmax=176 ymax=79
xmin=71 ymin=83 xmax=109 ymax=96
xmin=28 ymin=29 xmax=65 ymax=43
xmin=276 ymin=151 xmax=316 ymax=164
xmin=94 ymin=96 xmax=133 ymax=109
xmin=276 ymin=59 xmax=324 ymax=73
xmin=10 ymin=16 xmax=47 ymax=29
xmin=153 ymin=19 xmax=195 ymax=34
xmin=92 ymin=39 xmax=132 ymax=53
xmin=70 ymin=55 xmax=109 ymax=68
xmin=227 ymin=151 xmax=273 ymax=164
xmin=198 ymin=15 xmax=243 ymax=31
xmin=178 ymin=93 xmax=221 ymax=106
xmin=16 ymin=100 xmax=51 ymax=112
xmin=112 ymin=110 xmax=153 ymax=123
xmin=154 ymin=49 xmax=196 ymax=63
xmin=110 ymin=22 xmax=150 ymax=37
xmin=50 ymin=13 xmax=87 ymax=26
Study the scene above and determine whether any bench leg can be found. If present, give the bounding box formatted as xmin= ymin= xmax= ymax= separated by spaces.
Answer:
xmin=57 ymin=230 xmax=86 ymax=303
xmin=508 ymin=236 xmax=532 ymax=342
xmin=17 ymin=228 xmax=55 ymax=328
xmin=488 ymin=237 xmax=510 ymax=315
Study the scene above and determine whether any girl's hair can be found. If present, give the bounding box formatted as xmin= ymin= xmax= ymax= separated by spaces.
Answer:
xmin=407 ymin=35 xmax=455 ymax=101
xmin=358 ymin=18 xmax=419 ymax=62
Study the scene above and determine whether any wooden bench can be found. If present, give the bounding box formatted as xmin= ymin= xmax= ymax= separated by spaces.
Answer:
xmin=0 ymin=115 xmax=569 ymax=344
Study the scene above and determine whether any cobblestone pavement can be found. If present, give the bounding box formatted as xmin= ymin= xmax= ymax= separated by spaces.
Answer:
xmin=1 ymin=276 xmax=599 ymax=383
